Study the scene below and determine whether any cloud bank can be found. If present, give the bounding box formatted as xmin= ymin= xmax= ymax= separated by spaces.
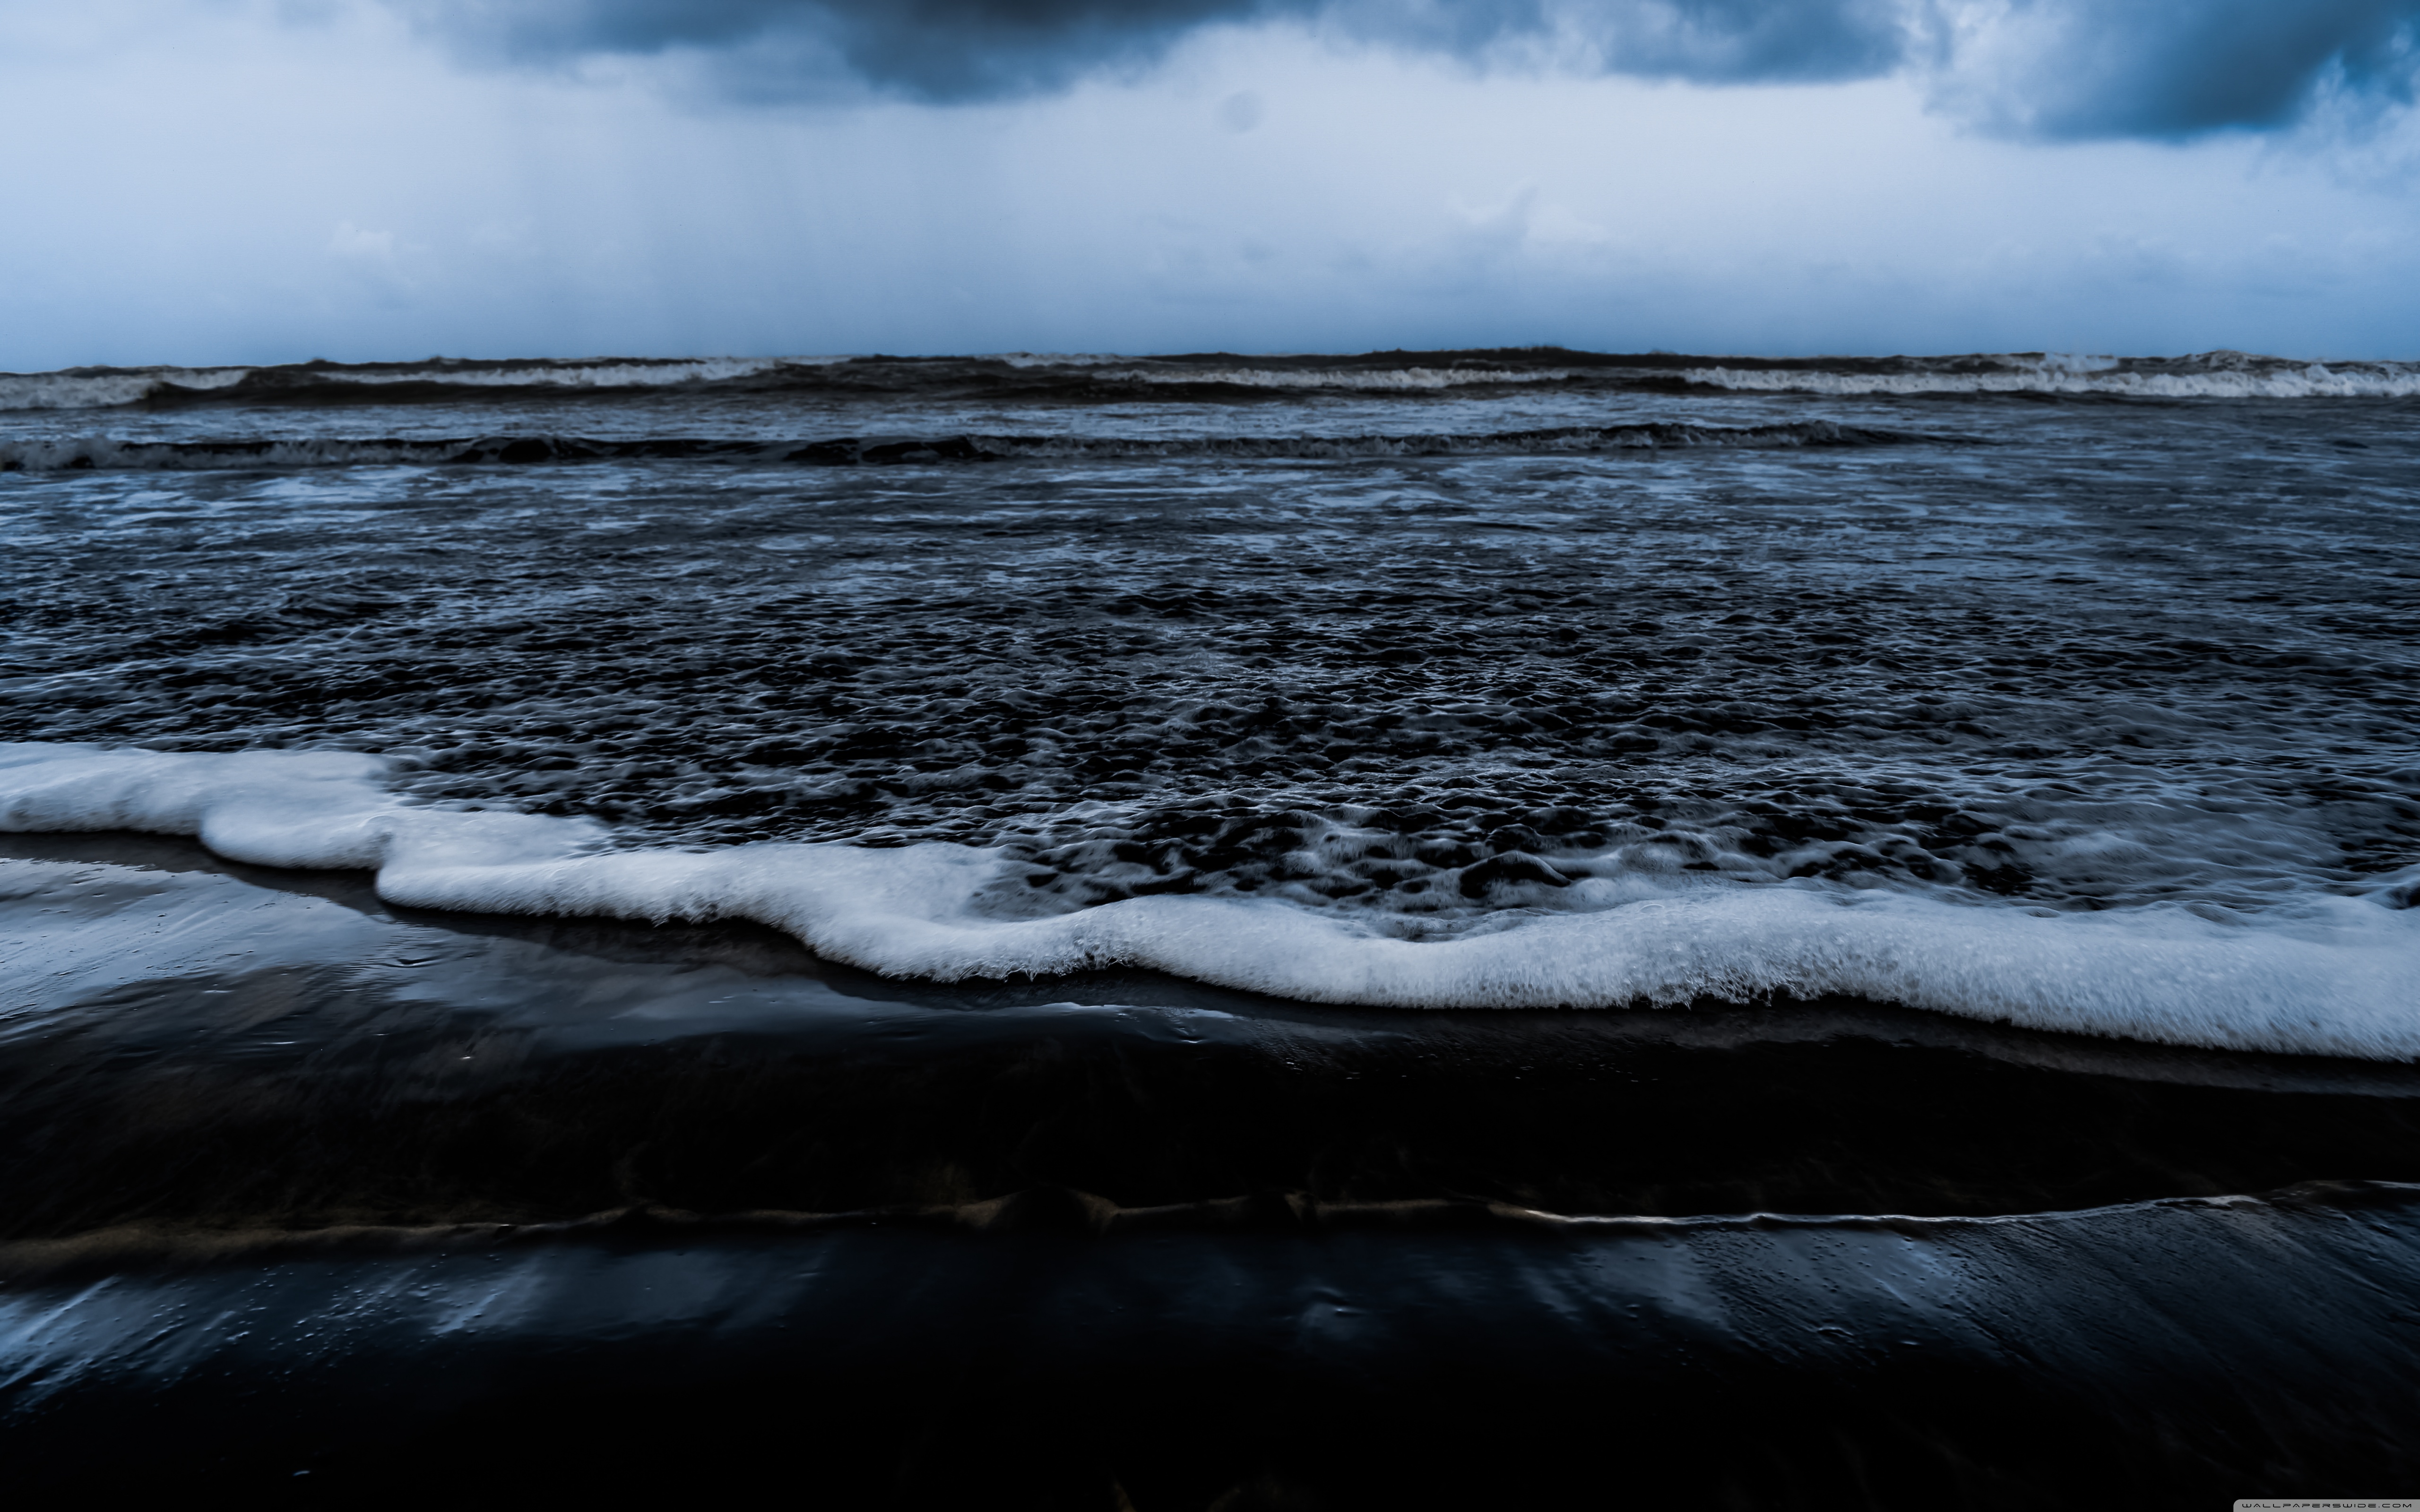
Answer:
xmin=9 ymin=0 xmax=2420 ymax=369
xmin=394 ymin=0 xmax=2420 ymax=137
xmin=1932 ymin=0 xmax=2420 ymax=139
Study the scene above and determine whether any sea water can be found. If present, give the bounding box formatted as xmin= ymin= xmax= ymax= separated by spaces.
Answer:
xmin=7 ymin=347 xmax=2420 ymax=1499
xmin=5 ymin=347 xmax=2415 ymax=1054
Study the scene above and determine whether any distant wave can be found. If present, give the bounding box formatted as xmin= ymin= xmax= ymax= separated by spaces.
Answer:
xmin=0 ymin=354 xmax=1575 ymax=412
xmin=0 ymin=358 xmax=806 ymax=413
xmin=1090 ymin=365 xmax=1573 ymax=390
xmin=1684 ymin=351 xmax=2420 ymax=399
xmin=0 ymin=420 xmax=1922 ymax=472
xmin=7 ymin=348 xmax=2415 ymax=414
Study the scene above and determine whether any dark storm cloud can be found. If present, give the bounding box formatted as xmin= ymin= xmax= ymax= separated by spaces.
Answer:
xmin=402 ymin=0 xmax=1315 ymax=97
xmin=1946 ymin=0 xmax=2420 ymax=139
xmin=1336 ymin=0 xmax=1910 ymax=83
xmin=393 ymin=0 xmax=2420 ymax=137
xmin=398 ymin=0 xmax=1910 ymax=97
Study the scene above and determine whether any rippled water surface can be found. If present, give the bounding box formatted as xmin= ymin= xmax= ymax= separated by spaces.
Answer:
xmin=6 ymin=351 xmax=2417 ymax=934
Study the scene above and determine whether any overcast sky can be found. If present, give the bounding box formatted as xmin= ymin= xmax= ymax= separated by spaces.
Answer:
xmin=5 ymin=0 xmax=2418 ymax=367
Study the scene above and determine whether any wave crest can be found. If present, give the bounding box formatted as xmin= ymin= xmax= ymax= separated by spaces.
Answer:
xmin=5 ymin=745 xmax=2415 ymax=1060
xmin=1684 ymin=351 xmax=2420 ymax=399
xmin=9 ymin=347 xmax=2414 ymax=414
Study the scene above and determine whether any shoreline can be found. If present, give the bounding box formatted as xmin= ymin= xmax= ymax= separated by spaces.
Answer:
xmin=7 ymin=832 xmax=2419 ymax=1240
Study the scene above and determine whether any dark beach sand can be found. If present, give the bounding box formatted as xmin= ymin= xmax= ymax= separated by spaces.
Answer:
xmin=7 ymin=834 xmax=2420 ymax=1505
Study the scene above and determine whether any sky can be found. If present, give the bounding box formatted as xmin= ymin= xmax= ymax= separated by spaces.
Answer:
xmin=4 ymin=0 xmax=2419 ymax=367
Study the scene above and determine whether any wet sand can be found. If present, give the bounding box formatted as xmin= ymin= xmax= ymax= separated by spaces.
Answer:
xmin=11 ymin=1185 xmax=2420 ymax=1505
xmin=5 ymin=835 xmax=2420 ymax=1503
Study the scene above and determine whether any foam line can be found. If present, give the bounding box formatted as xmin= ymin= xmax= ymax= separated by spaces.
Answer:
xmin=5 ymin=745 xmax=2415 ymax=1060
xmin=1684 ymin=361 xmax=2420 ymax=399
xmin=1092 ymin=366 xmax=1569 ymax=389
xmin=0 ymin=359 xmax=791 ymax=412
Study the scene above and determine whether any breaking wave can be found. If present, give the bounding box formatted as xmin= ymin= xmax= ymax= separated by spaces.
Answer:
xmin=1090 ymin=366 xmax=1572 ymax=390
xmin=1684 ymin=351 xmax=2420 ymax=399
xmin=9 ymin=347 xmax=2416 ymax=416
xmin=6 ymin=745 xmax=2415 ymax=1060
xmin=0 ymin=358 xmax=803 ymax=413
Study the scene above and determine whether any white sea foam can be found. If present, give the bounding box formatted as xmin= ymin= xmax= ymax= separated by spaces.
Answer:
xmin=1685 ymin=354 xmax=2420 ymax=399
xmin=0 ymin=368 xmax=253 ymax=412
xmin=1095 ymin=367 xmax=1572 ymax=390
xmin=5 ymin=744 xmax=2415 ymax=1060
xmin=322 ymin=358 xmax=790 ymax=389
xmin=0 ymin=358 xmax=818 ymax=412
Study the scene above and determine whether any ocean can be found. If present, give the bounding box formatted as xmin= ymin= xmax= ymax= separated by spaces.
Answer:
xmin=4 ymin=347 xmax=2420 ymax=1503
